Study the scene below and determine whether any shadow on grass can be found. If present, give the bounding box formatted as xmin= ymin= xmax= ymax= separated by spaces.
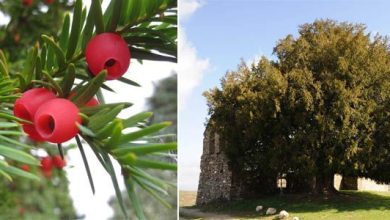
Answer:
xmin=193 ymin=191 xmax=390 ymax=218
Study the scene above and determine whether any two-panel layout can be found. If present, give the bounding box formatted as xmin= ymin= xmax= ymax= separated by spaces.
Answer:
xmin=0 ymin=0 xmax=389 ymax=219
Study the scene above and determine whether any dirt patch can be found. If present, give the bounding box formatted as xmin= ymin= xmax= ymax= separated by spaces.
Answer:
xmin=180 ymin=191 xmax=198 ymax=207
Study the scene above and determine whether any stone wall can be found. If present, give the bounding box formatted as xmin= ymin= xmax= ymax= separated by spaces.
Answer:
xmin=334 ymin=174 xmax=390 ymax=192
xmin=196 ymin=126 xmax=236 ymax=205
xmin=196 ymin=153 xmax=233 ymax=205
xmin=197 ymin=124 xmax=275 ymax=205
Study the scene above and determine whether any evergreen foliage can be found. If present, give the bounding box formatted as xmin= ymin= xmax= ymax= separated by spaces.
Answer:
xmin=110 ymin=74 xmax=177 ymax=219
xmin=205 ymin=20 xmax=390 ymax=194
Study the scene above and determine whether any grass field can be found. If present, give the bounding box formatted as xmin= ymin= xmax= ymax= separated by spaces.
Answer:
xmin=179 ymin=190 xmax=390 ymax=219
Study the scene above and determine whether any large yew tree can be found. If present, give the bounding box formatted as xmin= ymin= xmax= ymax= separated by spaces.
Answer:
xmin=205 ymin=20 xmax=390 ymax=194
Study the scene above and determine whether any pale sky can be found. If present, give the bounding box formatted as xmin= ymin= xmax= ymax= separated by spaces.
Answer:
xmin=178 ymin=0 xmax=208 ymax=192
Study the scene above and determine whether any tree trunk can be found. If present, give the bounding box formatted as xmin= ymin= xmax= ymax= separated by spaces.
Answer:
xmin=340 ymin=176 xmax=358 ymax=190
xmin=286 ymin=174 xmax=314 ymax=193
xmin=313 ymin=142 xmax=338 ymax=195
xmin=313 ymin=173 xmax=338 ymax=195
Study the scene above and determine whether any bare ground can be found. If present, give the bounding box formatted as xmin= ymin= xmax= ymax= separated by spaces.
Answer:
xmin=179 ymin=191 xmax=238 ymax=219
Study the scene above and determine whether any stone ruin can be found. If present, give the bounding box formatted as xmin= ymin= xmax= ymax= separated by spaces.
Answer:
xmin=196 ymin=124 xmax=390 ymax=205
xmin=196 ymin=124 xmax=242 ymax=205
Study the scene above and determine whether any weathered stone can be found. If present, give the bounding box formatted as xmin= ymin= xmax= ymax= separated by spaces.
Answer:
xmin=266 ymin=207 xmax=277 ymax=215
xmin=278 ymin=210 xmax=289 ymax=219
xmin=196 ymin=125 xmax=237 ymax=205
xmin=197 ymin=123 xmax=274 ymax=205
xmin=196 ymin=152 xmax=233 ymax=204
xmin=293 ymin=217 xmax=300 ymax=220
xmin=255 ymin=205 xmax=263 ymax=212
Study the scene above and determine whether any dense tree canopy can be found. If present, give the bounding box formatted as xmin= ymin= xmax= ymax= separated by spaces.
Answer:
xmin=204 ymin=20 xmax=390 ymax=194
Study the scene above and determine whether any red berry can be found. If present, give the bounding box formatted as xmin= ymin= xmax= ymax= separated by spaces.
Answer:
xmin=22 ymin=0 xmax=33 ymax=6
xmin=40 ymin=156 xmax=53 ymax=171
xmin=34 ymin=98 xmax=81 ymax=143
xmin=85 ymin=33 xmax=131 ymax=80
xmin=85 ymin=97 xmax=99 ymax=107
xmin=44 ymin=0 xmax=54 ymax=4
xmin=68 ymin=92 xmax=99 ymax=107
xmin=21 ymin=164 xmax=30 ymax=172
xmin=52 ymin=155 xmax=66 ymax=169
xmin=42 ymin=169 xmax=52 ymax=178
xmin=19 ymin=207 xmax=25 ymax=216
xmin=14 ymin=88 xmax=56 ymax=141
xmin=14 ymin=33 xmax=21 ymax=43
xmin=22 ymin=124 xmax=46 ymax=141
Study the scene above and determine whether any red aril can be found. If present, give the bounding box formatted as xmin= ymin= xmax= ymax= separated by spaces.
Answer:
xmin=52 ymin=155 xmax=66 ymax=169
xmin=40 ymin=156 xmax=53 ymax=171
xmin=34 ymin=98 xmax=81 ymax=143
xmin=85 ymin=33 xmax=131 ymax=80
xmin=14 ymin=88 xmax=56 ymax=141
xmin=21 ymin=164 xmax=30 ymax=172
xmin=22 ymin=0 xmax=33 ymax=6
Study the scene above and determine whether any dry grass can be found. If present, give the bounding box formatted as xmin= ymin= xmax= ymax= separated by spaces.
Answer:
xmin=179 ymin=191 xmax=197 ymax=207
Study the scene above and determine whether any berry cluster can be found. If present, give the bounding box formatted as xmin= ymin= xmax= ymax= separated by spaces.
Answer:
xmin=40 ymin=155 xmax=66 ymax=178
xmin=20 ymin=154 xmax=65 ymax=178
xmin=14 ymin=32 xmax=130 ymax=143
xmin=14 ymin=88 xmax=98 ymax=143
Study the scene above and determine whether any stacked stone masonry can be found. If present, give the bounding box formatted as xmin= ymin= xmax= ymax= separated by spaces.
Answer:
xmin=196 ymin=126 xmax=236 ymax=205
